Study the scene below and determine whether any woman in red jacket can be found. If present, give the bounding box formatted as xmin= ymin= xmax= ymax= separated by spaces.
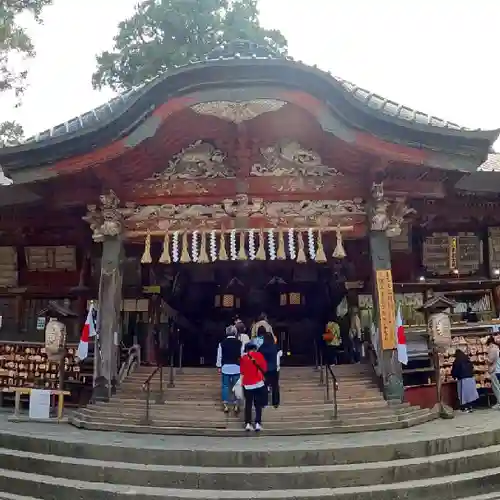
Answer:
xmin=240 ymin=341 xmax=268 ymax=432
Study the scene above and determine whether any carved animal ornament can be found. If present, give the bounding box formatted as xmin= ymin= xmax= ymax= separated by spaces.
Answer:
xmin=251 ymin=140 xmax=342 ymax=177
xmin=369 ymin=184 xmax=415 ymax=237
xmin=149 ymin=141 xmax=234 ymax=180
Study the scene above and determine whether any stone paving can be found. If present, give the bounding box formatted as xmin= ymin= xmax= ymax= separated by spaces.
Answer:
xmin=0 ymin=408 xmax=498 ymax=451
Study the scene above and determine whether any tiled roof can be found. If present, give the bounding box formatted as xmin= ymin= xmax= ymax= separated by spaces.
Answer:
xmin=479 ymin=153 xmax=500 ymax=171
xmin=18 ymin=40 xmax=496 ymax=146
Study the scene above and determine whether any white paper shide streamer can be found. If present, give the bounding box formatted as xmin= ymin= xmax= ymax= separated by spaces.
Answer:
xmin=172 ymin=231 xmax=180 ymax=263
xmin=248 ymin=229 xmax=256 ymax=260
xmin=191 ymin=230 xmax=199 ymax=262
xmin=209 ymin=230 xmax=217 ymax=261
xmin=288 ymin=228 xmax=296 ymax=260
xmin=307 ymin=228 xmax=316 ymax=260
xmin=229 ymin=229 xmax=237 ymax=260
xmin=268 ymin=228 xmax=277 ymax=260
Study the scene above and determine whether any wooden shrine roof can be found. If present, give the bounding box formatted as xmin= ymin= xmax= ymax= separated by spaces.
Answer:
xmin=0 ymin=40 xmax=498 ymax=179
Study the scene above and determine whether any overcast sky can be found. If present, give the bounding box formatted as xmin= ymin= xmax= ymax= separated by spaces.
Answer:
xmin=2 ymin=0 xmax=500 ymax=148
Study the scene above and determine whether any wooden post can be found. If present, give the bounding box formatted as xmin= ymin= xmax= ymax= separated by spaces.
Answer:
xmin=369 ymin=229 xmax=404 ymax=402
xmin=93 ymin=236 xmax=124 ymax=401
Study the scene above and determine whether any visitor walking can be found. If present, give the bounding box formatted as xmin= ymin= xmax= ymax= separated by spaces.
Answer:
xmin=258 ymin=328 xmax=280 ymax=408
xmin=235 ymin=319 xmax=250 ymax=350
xmin=487 ymin=336 xmax=500 ymax=409
xmin=323 ymin=317 xmax=342 ymax=365
xmin=451 ymin=349 xmax=479 ymax=412
xmin=251 ymin=312 xmax=276 ymax=343
xmin=240 ymin=341 xmax=268 ymax=432
xmin=216 ymin=325 xmax=243 ymax=414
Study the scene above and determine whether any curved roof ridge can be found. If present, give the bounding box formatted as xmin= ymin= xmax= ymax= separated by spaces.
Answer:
xmin=16 ymin=43 xmax=499 ymax=147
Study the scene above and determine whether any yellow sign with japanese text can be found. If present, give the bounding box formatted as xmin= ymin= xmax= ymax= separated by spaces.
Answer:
xmin=375 ymin=269 xmax=396 ymax=350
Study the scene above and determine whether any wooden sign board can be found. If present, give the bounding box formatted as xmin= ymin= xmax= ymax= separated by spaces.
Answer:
xmin=375 ymin=269 xmax=396 ymax=350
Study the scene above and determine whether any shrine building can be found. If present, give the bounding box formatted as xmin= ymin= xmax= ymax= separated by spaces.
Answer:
xmin=0 ymin=40 xmax=500 ymax=433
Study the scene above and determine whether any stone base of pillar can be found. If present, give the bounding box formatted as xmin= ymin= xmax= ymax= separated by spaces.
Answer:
xmin=92 ymin=376 xmax=111 ymax=402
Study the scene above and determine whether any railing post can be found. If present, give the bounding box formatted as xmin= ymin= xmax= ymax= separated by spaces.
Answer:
xmin=168 ymin=351 xmax=175 ymax=388
xmin=155 ymin=365 xmax=164 ymax=404
xmin=319 ymin=350 xmax=324 ymax=386
xmin=178 ymin=343 xmax=184 ymax=374
xmin=141 ymin=382 xmax=151 ymax=425
xmin=325 ymin=363 xmax=331 ymax=402
xmin=314 ymin=340 xmax=319 ymax=371
xmin=333 ymin=376 xmax=338 ymax=420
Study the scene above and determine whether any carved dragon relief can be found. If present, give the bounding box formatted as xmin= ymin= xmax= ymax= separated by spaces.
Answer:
xmin=251 ymin=140 xmax=342 ymax=177
xmin=148 ymin=140 xmax=234 ymax=180
xmin=124 ymin=197 xmax=365 ymax=232
xmin=370 ymin=183 xmax=416 ymax=237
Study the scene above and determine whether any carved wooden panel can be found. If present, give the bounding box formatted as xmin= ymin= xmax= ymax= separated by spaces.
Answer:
xmin=0 ymin=247 xmax=18 ymax=287
xmin=488 ymin=227 xmax=500 ymax=276
xmin=390 ymin=224 xmax=411 ymax=252
xmin=423 ymin=233 xmax=451 ymax=275
xmin=422 ymin=233 xmax=481 ymax=276
xmin=25 ymin=246 xmax=76 ymax=272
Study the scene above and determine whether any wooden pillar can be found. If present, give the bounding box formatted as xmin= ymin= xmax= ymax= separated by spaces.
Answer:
xmin=369 ymin=231 xmax=403 ymax=401
xmin=83 ymin=190 xmax=125 ymax=401
xmin=368 ymin=182 xmax=404 ymax=402
xmin=94 ymin=236 xmax=124 ymax=400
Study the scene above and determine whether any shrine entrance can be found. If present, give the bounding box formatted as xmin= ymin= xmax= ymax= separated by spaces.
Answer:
xmin=163 ymin=258 xmax=349 ymax=367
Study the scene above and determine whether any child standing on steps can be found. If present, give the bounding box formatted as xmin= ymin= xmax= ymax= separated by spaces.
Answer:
xmin=240 ymin=341 xmax=267 ymax=432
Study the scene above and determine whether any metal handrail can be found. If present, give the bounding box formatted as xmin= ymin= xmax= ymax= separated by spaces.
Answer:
xmin=141 ymin=364 xmax=164 ymax=425
xmin=325 ymin=363 xmax=339 ymax=420
xmin=118 ymin=344 xmax=141 ymax=384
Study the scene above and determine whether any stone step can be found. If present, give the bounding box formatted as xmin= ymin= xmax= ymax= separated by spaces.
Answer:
xmin=1 ymin=460 xmax=500 ymax=499
xmin=0 ymin=441 xmax=499 ymax=490
xmin=2 ymin=418 xmax=494 ymax=467
xmin=70 ymin=411 xmax=436 ymax=436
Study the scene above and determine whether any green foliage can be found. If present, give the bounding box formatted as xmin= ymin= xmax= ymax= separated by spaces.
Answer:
xmin=0 ymin=121 xmax=23 ymax=147
xmin=92 ymin=0 xmax=287 ymax=92
xmin=0 ymin=0 xmax=52 ymax=146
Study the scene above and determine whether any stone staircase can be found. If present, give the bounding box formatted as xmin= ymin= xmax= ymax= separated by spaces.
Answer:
xmin=70 ymin=364 xmax=436 ymax=434
xmin=1 ymin=411 xmax=500 ymax=498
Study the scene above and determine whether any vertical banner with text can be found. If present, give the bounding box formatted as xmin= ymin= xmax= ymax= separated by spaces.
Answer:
xmin=375 ymin=269 xmax=396 ymax=350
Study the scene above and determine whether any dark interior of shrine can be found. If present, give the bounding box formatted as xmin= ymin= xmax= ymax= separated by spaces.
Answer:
xmin=164 ymin=259 xmax=349 ymax=367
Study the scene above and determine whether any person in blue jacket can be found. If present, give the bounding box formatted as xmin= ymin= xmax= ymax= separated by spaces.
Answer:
xmin=258 ymin=327 xmax=280 ymax=408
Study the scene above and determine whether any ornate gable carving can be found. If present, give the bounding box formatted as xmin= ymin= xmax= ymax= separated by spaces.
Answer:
xmin=251 ymin=140 xmax=342 ymax=177
xmin=191 ymin=100 xmax=286 ymax=123
xmin=148 ymin=140 xmax=234 ymax=180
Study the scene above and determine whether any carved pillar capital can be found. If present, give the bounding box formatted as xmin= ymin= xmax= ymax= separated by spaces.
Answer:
xmin=368 ymin=182 xmax=415 ymax=237
xmin=83 ymin=190 xmax=135 ymax=242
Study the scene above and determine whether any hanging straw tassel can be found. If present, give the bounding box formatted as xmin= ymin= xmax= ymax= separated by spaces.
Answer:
xmin=238 ymin=231 xmax=248 ymax=260
xmin=140 ymin=231 xmax=153 ymax=264
xmin=159 ymin=233 xmax=171 ymax=264
xmin=296 ymin=231 xmax=307 ymax=263
xmin=255 ymin=229 xmax=266 ymax=260
xmin=277 ymin=229 xmax=286 ymax=260
xmin=219 ymin=232 xmax=228 ymax=261
xmin=180 ymin=231 xmax=191 ymax=263
xmin=315 ymin=229 xmax=327 ymax=263
xmin=198 ymin=231 xmax=210 ymax=264
xmin=333 ymin=228 xmax=347 ymax=259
